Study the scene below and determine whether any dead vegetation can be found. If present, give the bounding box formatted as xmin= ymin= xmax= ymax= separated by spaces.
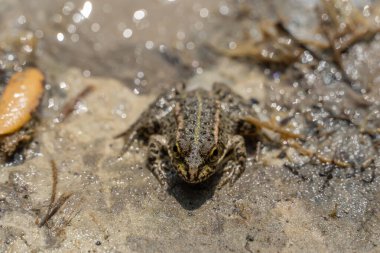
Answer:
xmin=212 ymin=0 xmax=380 ymax=171
xmin=37 ymin=160 xmax=72 ymax=228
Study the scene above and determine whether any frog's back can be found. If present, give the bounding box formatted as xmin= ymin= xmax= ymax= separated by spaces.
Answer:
xmin=174 ymin=89 xmax=229 ymax=156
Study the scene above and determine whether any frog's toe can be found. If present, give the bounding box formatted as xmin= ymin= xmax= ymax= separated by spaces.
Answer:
xmin=230 ymin=166 xmax=245 ymax=185
xmin=217 ymin=163 xmax=245 ymax=189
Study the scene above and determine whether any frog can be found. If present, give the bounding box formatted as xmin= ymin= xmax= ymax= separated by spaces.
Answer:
xmin=119 ymin=82 xmax=256 ymax=190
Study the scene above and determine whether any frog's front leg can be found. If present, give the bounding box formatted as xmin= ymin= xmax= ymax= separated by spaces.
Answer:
xmin=147 ymin=135 xmax=171 ymax=190
xmin=117 ymin=86 xmax=181 ymax=156
xmin=217 ymin=135 xmax=246 ymax=189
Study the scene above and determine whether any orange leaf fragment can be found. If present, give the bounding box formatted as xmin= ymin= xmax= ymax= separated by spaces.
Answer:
xmin=0 ymin=68 xmax=44 ymax=135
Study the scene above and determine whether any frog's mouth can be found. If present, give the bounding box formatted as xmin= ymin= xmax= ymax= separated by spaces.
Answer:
xmin=176 ymin=163 xmax=215 ymax=184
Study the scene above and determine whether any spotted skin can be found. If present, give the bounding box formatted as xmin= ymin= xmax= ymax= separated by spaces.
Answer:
xmin=120 ymin=83 xmax=254 ymax=189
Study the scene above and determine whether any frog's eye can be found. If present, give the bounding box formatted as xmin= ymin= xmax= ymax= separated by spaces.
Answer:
xmin=209 ymin=147 xmax=219 ymax=162
xmin=172 ymin=144 xmax=180 ymax=157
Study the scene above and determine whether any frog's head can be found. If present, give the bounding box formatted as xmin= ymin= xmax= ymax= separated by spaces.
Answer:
xmin=170 ymin=140 xmax=224 ymax=184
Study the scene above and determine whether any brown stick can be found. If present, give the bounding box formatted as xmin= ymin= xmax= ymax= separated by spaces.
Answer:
xmin=59 ymin=85 xmax=95 ymax=122
xmin=38 ymin=160 xmax=72 ymax=227
xmin=244 ymin=115 xmax=352 ymax=168
xmin=49 ymin=160 xmax=58 ymax=211
xmin=286 ymin=139 xmax=350 ymax=168
xmin=38 ymin=192 xmax=72 ymax=227
xmin=244 ymin=116 xmax=304 ymax=140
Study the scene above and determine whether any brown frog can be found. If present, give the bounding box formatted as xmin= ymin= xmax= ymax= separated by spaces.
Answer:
xmin=120 ymin=83 xmax=255 ymax=190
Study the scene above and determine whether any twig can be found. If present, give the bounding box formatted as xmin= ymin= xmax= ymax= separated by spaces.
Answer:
xmin=49 ymin=160 xmax=58 ymax=210
xmin=286 ymin=139 xmax=350 ymax=168
xmin=38 ymin=160 xmax=72 ymax=227
xmin=59 ymin=85 xmax=95 ymax=122
xmin=38 ymin=192 xmax=72 ymax=227
xmin=244 ymin=115 xmax=353 ymax=168
xmin=244 ymin=116 xmax=304 ymax=140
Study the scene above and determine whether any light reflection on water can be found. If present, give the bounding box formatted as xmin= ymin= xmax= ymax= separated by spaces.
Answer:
xmin=0 ymin=0 xmax=229 ymax=93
